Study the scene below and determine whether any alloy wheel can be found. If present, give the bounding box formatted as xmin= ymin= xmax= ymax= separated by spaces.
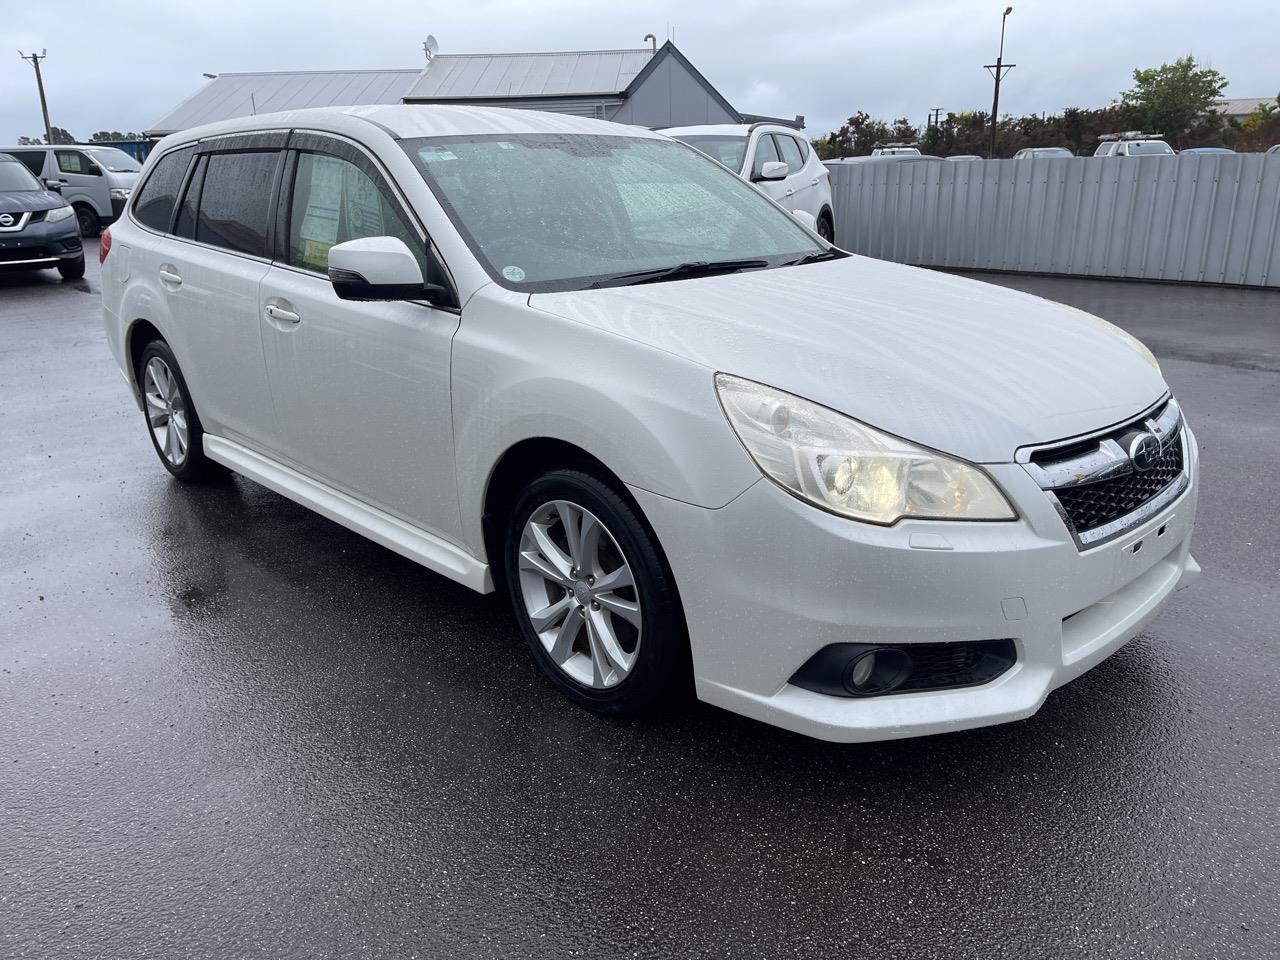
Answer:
xmin=143 ymin=356 xmax=189 ymax=466
xmin=517 ymin=500 xmax=642 ymax=688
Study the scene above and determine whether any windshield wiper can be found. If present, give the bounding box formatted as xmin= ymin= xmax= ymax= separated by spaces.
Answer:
xmin=587 ymin=258 xmax=770 ymax=289
xmin=782 ymin=249 xmax=844 ymax=267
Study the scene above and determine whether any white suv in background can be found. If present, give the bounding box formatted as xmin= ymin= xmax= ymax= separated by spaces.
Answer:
xmin=662 ymin=123 xmax=835 ymax=242
xmin=101 ymin=105 xmax=1199 ymax=743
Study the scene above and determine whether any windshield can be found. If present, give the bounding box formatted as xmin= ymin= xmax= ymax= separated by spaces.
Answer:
xmin=84 ymin=147 xmax=142 ymax=172
xmin=668 ymin=135 xmax=749 ymax=172
xmin=1128 ymin=142 xmax=1173 ymax=156
xmin=0 ymin=160 xmax=42 ymax=192
xmin=404 ymin=134 xmax=823 ymax=292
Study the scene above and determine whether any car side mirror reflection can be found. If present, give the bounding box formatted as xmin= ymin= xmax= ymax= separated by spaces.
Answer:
xmin=327 ymin=236 xmax=455 ymax=307
xmin=754 ymin=160 xmax=789 ymax=182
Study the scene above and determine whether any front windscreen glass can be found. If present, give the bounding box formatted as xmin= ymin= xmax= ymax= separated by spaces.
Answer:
xmin=668 ymin=135 xmax=749 ymax=172
xmin=85 ymin=147 xmax=142 ymax=172
xmin=0 ymin=160 xmax=41 ymax=192
xmin=402 ymin=134 xmax=823 ymax=292
xmin=1128 ymin=142 xmax=1173 ymax=156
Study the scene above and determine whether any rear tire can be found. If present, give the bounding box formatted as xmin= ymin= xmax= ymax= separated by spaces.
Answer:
xmin=504 ymin=469 xmax=690 ymax=717
xmin=57 ymin=255 xmax=85 ymax=280
xmin=137 ymin=339 xmax=219 ymax=482
xmin=74 ymin=204 xmax=100 ymax=238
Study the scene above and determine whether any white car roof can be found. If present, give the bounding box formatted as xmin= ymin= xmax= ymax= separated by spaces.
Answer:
xmin=661 ymin=124 xmax=775 ymax=137
xmin=155 ymin=104 xmax=668 ymax=149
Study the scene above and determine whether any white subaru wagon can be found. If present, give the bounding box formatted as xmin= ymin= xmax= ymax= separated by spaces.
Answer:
xmin=101 ymin=105 xmax=1200 ymax=742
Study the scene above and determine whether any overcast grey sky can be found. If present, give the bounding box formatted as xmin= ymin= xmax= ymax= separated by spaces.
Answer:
xmin=2 ymin=0 xmax=1274 ymax=143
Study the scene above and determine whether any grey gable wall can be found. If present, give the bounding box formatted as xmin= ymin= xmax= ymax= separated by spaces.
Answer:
xmin=608 ymin=54 xmax=738 ymax=128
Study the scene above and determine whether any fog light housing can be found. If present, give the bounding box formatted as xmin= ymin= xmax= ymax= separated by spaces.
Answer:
xmin=842 ymin=648 xmax=912 ymax=696
xmin=790 ymin=639 xmax=1017 ymax=698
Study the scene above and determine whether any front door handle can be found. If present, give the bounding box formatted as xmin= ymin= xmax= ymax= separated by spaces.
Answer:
xmin=158 ymin=265 xmax=182 ymax=288
xmin=785 ymin=187 xmax=795 ymax=197
xmin=810 ymin=177 xmax=820 ymax=186
xmin=265 ymin=304 xmax=301 ymax=325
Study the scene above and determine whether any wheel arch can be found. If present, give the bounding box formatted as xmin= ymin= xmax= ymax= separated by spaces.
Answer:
xmin=481 ymin=437 xmax=640 ymax=587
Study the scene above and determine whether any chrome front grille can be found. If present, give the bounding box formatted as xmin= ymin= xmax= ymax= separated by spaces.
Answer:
xmin=1019 ymin=398 xmax=1189 ymax=549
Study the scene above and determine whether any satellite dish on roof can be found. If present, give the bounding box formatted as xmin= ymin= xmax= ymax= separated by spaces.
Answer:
xmin=424 ymin=35 xmax=439 ymax=60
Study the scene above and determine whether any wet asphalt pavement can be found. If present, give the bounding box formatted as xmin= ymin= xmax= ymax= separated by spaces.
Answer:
xmin=2 ymin=247 xmax=1278 ymax=959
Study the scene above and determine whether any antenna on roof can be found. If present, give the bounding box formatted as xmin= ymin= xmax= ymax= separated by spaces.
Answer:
xmin=424 ymin=35 xmax=439 ymax=61
xmin=643 ymin=33 xmax=656 ymax=52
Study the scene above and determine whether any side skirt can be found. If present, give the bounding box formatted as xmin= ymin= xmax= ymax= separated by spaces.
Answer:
xmin=203 ymin=434 xmax=493 ymax=594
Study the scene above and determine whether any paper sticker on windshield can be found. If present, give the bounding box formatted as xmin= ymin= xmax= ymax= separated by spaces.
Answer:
xmin=502 ymin=265 xmax=526 ymax=282
xmin=417 ymin=146 xmax=458 ymax=163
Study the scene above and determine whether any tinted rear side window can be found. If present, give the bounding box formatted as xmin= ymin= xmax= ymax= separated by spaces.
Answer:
xmin=195 ymin=151 xmax=281 ymax=257
xmin=8 ymin=151 xmax=46 ymax=176
xmin=133 ymin=148 xmax=193 ymax=233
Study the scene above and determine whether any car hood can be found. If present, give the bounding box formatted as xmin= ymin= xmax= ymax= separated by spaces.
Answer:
xmin=0 ymin=189 xmax=68 ymax=214
xmin=529 ymin=256 xmax=1168 ymax=463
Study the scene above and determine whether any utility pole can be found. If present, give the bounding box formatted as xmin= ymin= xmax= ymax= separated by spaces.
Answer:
xmin=984 ymin=7 xmax=1015 ymax=159
xmin=18 ymin=49 xmax=54 ymax=145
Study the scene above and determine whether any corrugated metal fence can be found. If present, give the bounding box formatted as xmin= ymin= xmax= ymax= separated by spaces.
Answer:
xmin=827 ymin=154 xmax=1280 ymax=287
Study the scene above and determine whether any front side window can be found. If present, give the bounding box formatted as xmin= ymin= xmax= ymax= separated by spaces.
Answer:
xmin=403 ymin=134 xmax=823 ymax=293
xmin=195 ymin=151 xmax=281 ymax=257
xmin=775 ymin=135 xmax=804 ymax=173
xmin=133 ymin=148 xmax=192 ymax=232
xmin=669 ymin=135 xmax=748 ymax=173
xmin=56 ymin=151 xmax=96 ymax=176
xmin=287 ymin=152 xmax=425 ymax=275
xmin=750 ymin=134 xmax=782 ymax=177
xmin=1127 ymin=142 xmax=1174 ymax=156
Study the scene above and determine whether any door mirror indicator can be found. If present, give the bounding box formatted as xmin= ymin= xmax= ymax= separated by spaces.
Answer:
xmin=327 ymin=236 xmax=452 ymax=305
xmin=754 ymin=160 xmax=789 ymax=182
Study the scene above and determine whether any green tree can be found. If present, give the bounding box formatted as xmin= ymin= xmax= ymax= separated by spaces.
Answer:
xmin=89 ymin=130 xmax=143 ymax=142
xmin=1120 ymin=55 xmax=1228 ymax=145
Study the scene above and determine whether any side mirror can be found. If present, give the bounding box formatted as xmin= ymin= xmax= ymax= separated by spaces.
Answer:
xmin=791 ymin=209 xmax=818 ymax=232
xmin=327 ymin=236 xmax=453 ymax=305
xmin=44 ymin=179 xmax=62 ymax=194
xmin=754 ymin=160 xmax=789 ymax=182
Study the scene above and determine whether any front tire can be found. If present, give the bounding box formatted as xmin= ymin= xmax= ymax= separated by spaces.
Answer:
xmin=137 ymin=339 xmax=219 ymax=482
xmin=74 ymin=204 xmax=100 ymax=239
xmin=57 ymin=255 xmax=85 ymax=280
xmin=504 ymin=469 xmax=689 ymax=716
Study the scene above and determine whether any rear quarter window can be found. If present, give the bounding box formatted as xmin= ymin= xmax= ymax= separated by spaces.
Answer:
xmin=133 ymin=148 xmax=194 ymax=233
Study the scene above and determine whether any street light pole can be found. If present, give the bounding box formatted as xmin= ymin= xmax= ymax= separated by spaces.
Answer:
xmin=18 ymin=49 xmax=55 ymax=145
xmin=984 ymin=7 xmax=1015 ymax=159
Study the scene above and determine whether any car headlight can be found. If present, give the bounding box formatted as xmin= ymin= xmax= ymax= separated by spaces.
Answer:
xmin=45 ymin=205 xmax=74 ymax=223
xmin=109 ymin=188 xmax=132 ymax=201
xmin=715 ymin=374 xmax=1016 ymax=525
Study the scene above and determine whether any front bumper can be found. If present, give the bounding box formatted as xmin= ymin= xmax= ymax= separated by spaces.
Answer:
xmin=629 ymin=427 xmax=1200 ymax=743
xmin=0 ymin=214 xmax=83 ymax=270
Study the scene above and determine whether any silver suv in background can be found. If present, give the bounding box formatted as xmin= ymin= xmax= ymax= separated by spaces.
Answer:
xmin=662 ymin=123 xmax=835 ymax=242
xmin=1013 ymin=147 xmax=1074 ymax=159
xmin=0 ymin=144 xmax=141 ymax=237
xmin=1094 ymin=135 xmax=1175 ymax=157
xmin=101 ymin=105 xmax=1200 ymax=743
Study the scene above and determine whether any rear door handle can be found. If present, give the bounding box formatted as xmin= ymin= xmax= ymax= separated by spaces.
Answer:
xmin=158 ymin=265 xmax=182 ymax=287
xmin=265 ymin=304 xmax=301 ymax=325
xmin=810 ymin=177 xmax=820 ymax=186
xmin=785 ymin=187 xmax=795 ymax=197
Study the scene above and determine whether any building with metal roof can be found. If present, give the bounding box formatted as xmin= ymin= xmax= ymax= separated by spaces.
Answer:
xmin=146 ymin=41 xmax=802 ymax=137
xmin=147 ymin=69 xmax=421 ymax=137
xmin=1213 ymin=97 xmax=1279 ymax=120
